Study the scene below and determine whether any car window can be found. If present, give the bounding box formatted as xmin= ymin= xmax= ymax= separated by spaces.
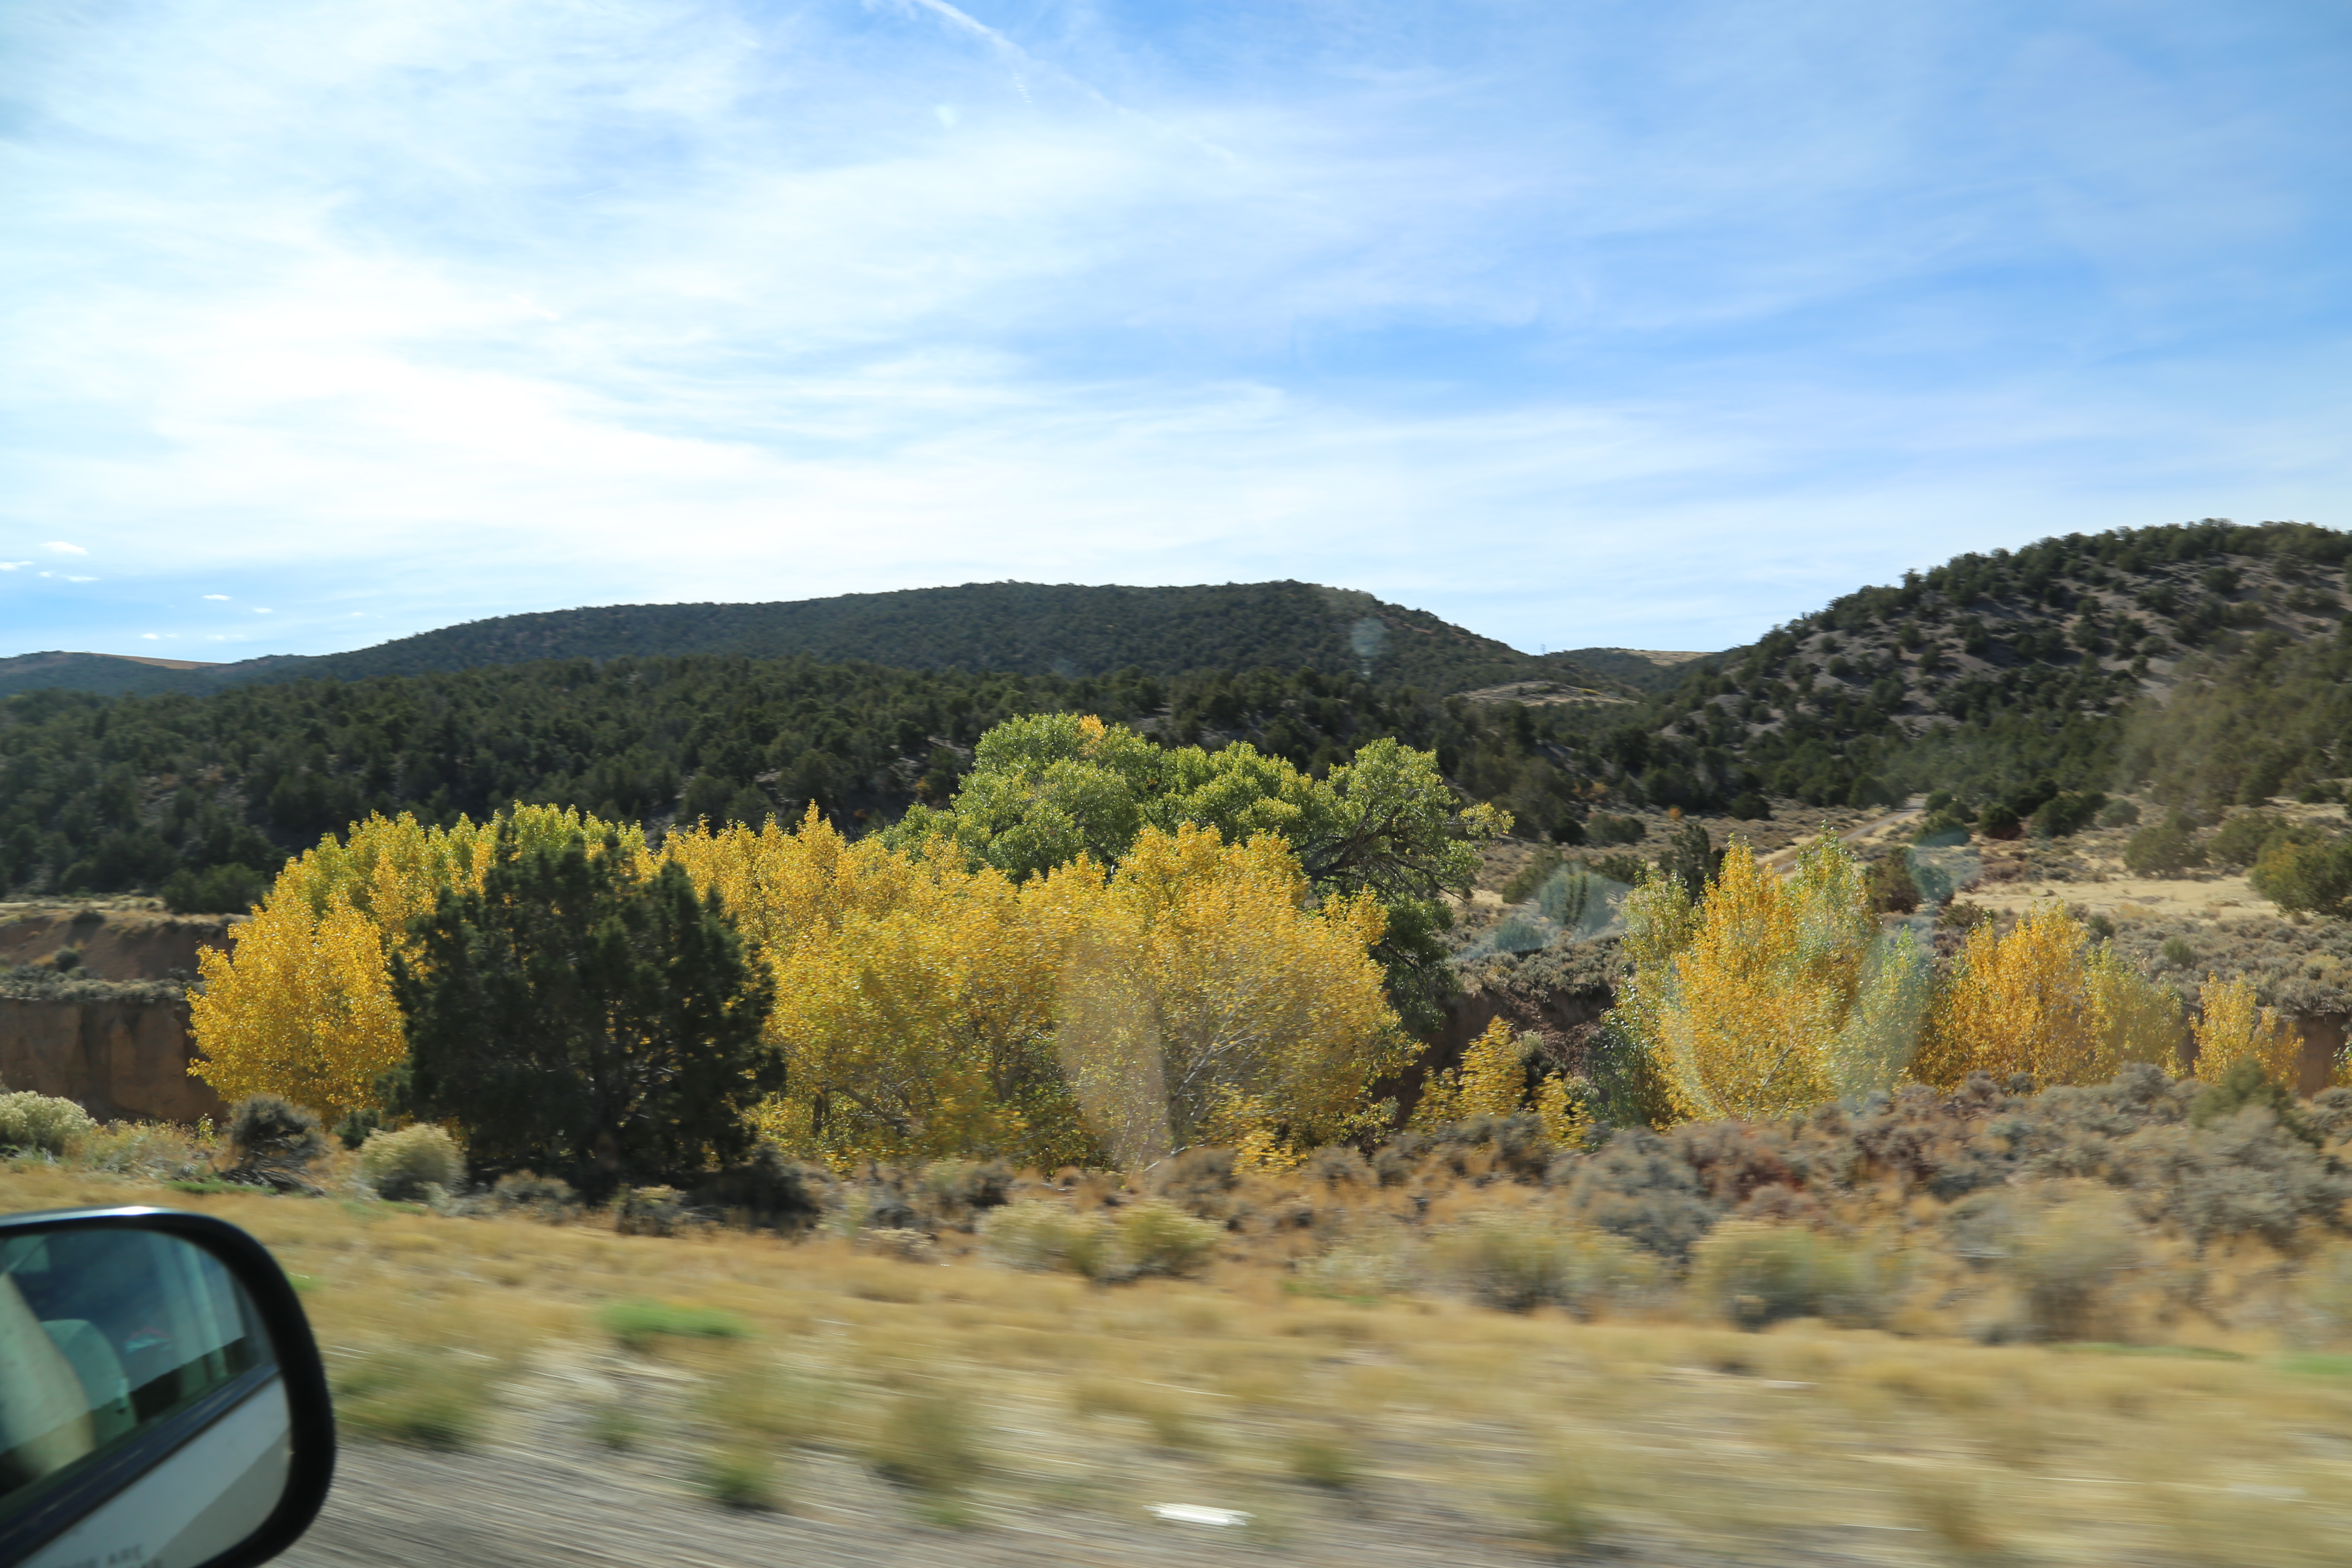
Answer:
xmin=0 ymin=1230 xmax=270 ymax=1512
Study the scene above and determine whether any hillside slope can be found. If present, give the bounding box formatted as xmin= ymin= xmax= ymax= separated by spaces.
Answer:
xmin=1633 ymin=520 xmax=2350 ymax=810
xmin=0 ymin=655 xmax=1631 ymax=907
xmin=4 ymin=582 xmax=1636 ymax=699
xmin=0 ymin=652 xmax=232 ymax=700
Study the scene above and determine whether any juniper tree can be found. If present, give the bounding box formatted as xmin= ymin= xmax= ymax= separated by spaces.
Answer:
xmin=391 ymin=822 xmax=778 ymax=1188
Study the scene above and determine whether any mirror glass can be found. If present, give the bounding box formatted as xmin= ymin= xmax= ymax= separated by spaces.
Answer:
xmin=0 ymin=1226 xmax=291 ymax=1568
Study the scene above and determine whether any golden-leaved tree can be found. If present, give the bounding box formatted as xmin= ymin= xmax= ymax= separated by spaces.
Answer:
xmin=2190 ymin=973 xmax=2303 ymax=1086
xmin=1409 ymin=1017 xmax=1590 ymax=1145
xmin=1612 ymin=834 xmax=1931 ymax=1122
xmin=189 ymin=805 xmax=643 ymax=1119
xmin=662 ymin=811 xmax=1401 ymax=1171
xmin=1915 ymin=904 xmax=2186 ymax=1087
xmin=1062 ymin=823 xmax=1402 ymax=1168
xmin=668 ymin=811 xmax=1081 ymax=1168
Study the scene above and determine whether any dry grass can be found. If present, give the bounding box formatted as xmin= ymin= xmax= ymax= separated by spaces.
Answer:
xmin=13 ymin=1159 xmax=2352 ymax=1563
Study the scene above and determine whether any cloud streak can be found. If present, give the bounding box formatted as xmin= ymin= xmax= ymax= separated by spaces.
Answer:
xmin=2 ymin=0 xmax=2345 ymax=658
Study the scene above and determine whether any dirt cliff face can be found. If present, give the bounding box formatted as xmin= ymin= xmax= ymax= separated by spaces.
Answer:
xmin=0 ymin=997 xmax=229 ymax=1123
xmin=0 ymin=905 xmax=238 ymax=982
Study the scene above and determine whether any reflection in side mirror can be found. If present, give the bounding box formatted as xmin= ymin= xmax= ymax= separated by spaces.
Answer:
xmin=0 ymin=1210 xmax=334 ymax=1568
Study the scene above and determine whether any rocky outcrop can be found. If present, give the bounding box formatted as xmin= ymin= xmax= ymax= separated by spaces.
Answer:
xmin=0 ymin=995 xmax=228 ymax=1124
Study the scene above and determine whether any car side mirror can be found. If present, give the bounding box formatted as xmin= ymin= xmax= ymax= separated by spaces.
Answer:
xmin=0 ymin=1207 xmax=334 ymax=1568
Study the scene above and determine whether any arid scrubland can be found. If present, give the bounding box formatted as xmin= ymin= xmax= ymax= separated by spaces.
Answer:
xmin=15 ymin=1085 xmax=2352 ymax=1566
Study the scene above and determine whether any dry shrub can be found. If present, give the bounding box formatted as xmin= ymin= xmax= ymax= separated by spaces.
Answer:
xmin=859 ymin=1227 xmax=939 ymax=1263
xmin=332 ymin=1346 xmax=489 ymax=1449
xmin=1150 ymin=1145 xmax=1241 ymax=1217
xmin=1526 ymin=1451 xmax=1605 ymax=1553
xmin=615 ymin=1185 xmax=692 ymax=1236
xmin=1113 ymin=1200 xmax=1223 ymax=1276
xmin=0 ymin=1091 xmax=96 ymax=1157
xmin=1556 ymin=1128 xmax=1720 ymax=1262
xmin=1292 ymin=1232 xmax=1419 ymax=1301
xmin=1285 ymin=1428 xmax=1362 ymax=1489
xmin=1071 ymin=1378 xmax=1205 ymax=1450
xmin=1428 ymin=1211 xmax=1657 ymax=1316
xmin=358 ymin=1123 xmax=463 ymax=1201
xmin=980 ymin=1199 xmax=1107 ymax=1276
xmin=224 ymin=1095 xmax=327 ymax=1190
xmin=694 ymin=1143 xmax=830 ymax=1231
xmin=978 ymin=1197 xmax=1219 ymax=1280
xmin=1424 ymin=1112 xmax=1557 ymax=1183
xmin=868 ymin=1388 xmax=982 ymax=1501
xmin=917 ymin=1158 xmax=1013 ymax=1223
xmin=74 ymin=1121 xmax=210 ymax=1181
xmin=1687 ymin=1220 xmax=1892 ymax=1331
xmin=489 ymin=1170 xmax=577 ymax=1219
xmin=1305 ymin=1145 xmax=1372 ymax=1185
xmin=692 ymin=1445 xmax=779 ymax=1510
xmin=2292 ymin=1243 xmax=2352 ymax=1343
xmin=2005 ymin=1191 xmax=2142 ymax=1341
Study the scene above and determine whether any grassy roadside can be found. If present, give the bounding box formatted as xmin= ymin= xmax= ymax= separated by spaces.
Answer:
xmin=10 ymin=1159 xmax=2352 ymax=1565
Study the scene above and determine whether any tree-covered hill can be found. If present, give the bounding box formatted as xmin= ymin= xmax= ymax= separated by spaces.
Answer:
xmin=1642 ymin=520 xmax=2351 ymax=811
xmin=0 ymin=655 xmax=1659 ymax=909
xmin=13 ymin=520 xmax=2349 ymax=913
xmin=0 ymin=651 xmax=233 ymax=700
xmin=3 ymin=581 xmax=1639 ymax=700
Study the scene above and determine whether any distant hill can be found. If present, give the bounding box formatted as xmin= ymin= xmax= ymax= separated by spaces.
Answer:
xmin=1546 ymin=647 xmax=1721 ymax=695
xmin=1641 ymin=519 xmax=2351 ymax=810
xmin=10 ymin=521 xmax=2347 ymax=910
xmin=0 ymin=582 xmax=1641 ymax=699
xmin=0 ymin=652 xmax=230 ymax=700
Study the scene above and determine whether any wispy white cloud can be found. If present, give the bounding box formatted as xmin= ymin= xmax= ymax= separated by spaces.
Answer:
xmin=202 ymin=593 xmax=230 ymax=600
xmin=41 ymin=542 xmax=88 ymax=555
xmin=1 ymin=0 xmax=2345 ymax=657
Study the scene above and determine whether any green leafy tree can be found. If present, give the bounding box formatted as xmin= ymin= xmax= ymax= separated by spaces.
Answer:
xmin=885 ymin=714 xmax=1505 ymax=1030
xmin=2251 ymin=834 xmax=2352 ymax=919
xmin=2123 ymin=813 xmax=2207 ymax=876
xmin=391 ymin=824 xmax=779 ymax=1187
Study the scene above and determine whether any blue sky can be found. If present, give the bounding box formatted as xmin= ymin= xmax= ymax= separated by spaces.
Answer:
xmin=4 ymin=0 xmax=2347 ymax=661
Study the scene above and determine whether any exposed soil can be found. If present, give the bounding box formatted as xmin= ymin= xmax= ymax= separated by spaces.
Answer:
xmin=0 ymin=901 xmax=237 ymax=982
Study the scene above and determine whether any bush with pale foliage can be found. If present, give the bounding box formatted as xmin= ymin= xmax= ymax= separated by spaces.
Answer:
xmin=358 ymin=1123 xmax=464 ymax=1201
xmin=0 ymin=1091 xmax=94 ymax=1155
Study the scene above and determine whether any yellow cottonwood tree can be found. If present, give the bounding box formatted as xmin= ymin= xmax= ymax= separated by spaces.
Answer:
xmin=1409 ymin=1018 xmax=1591 ymax=1143
xmin=669 ymin=814 xmax=1400 ymax=1171
xmin=2191 ymin=973 xmax=2303 ymax=1087
xmin=665 ymin=810 xmax=1075 ymax=1167
xmin=1092 ymin=824 xmax=1400 ymax=1163
xmin=186 ymin=887 xmax=404 ymax=1120
xmin=1917 ymin=904 xmax=2185 ymax=1087
xmin=1616 ymin=834 xmax=1929 ymax=1122
xmin=1412 ymin=1018 xmax=1530 ymax=1129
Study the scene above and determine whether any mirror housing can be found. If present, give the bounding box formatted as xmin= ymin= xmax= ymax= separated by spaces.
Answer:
xmin=0 ymin=1207 xmax=335 ymax=1568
